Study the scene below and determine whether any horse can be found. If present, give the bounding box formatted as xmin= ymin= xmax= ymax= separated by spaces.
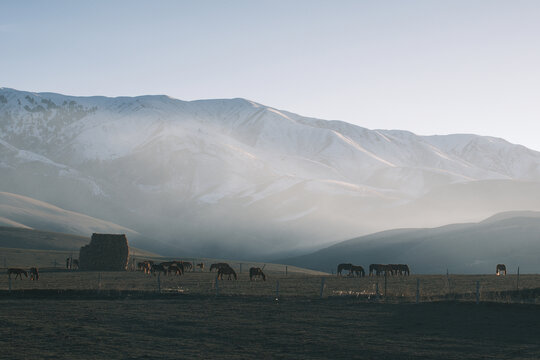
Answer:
xmin=210 ymin=263 xmax=230 ymax=272
xmin=249 ymin=267 xmax=266 ymax=281
xmin=496 ymin=264 xmax=507 ymax=276
xmin=71 ymin=259 xmax=79 ymax=270
xmin=217 ymin=265 xmax=237 ymax=280
xmin=29 ymin=267 xmax=39 ymax=280
xmin=182 ymin=261 xmax=193 ymax=272
xmin=388 ymin=264 xmax=401 ymax=276
xmin=369 ymin=264 xmax=387 ymax=276
xmin=151 ymin=263 xmax=167 ymax=276
xmin=350 ymin=265 xmax=365 ymax=277
xmin=137 ymin=260 xmax=153 ymax=274
xmin=196 ymin=263 xmax=204 ymax=271
xmin=398 ymin=264 xmax=410 ymax=276
xmin=167 ymin=263 xmax=183 ymax=276
xmin=337 ymin=263 xmax=353 ymax=276
xmin=8 ymin=268 xmax=27 ymax=279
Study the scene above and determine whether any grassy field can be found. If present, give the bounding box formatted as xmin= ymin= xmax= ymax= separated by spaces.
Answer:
xmin=2 ymin=247 xmax=540 ymax=359
xmin=1 ymin=268 xmax=540 ymax=304
xmin=1 ymin=296 xmax=540 ymax=359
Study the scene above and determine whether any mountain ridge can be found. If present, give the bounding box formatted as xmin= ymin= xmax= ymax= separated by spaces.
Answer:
xmin=2 ymin=87 xmax=540 ymax=258
xmin=280 ymin=211 xmax=540 ymax=274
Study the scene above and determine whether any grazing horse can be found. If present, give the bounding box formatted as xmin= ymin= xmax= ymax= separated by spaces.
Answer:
xmin=167 ymin=264 xmax=183 ymax=276
xmin=138 ymin=261 xmax=153 ymax=274
xmin=151 ymin=264 xmax=167 ymax=276
xmin=217 ymin=265 xmax=237 ymax=280
xmin=249 ymin=267 xmax=266 ymax=281
xmin=496 ymin=264 xmax=507 ymax=276
xmin=29 ymin=267 xmax=39 ymax=280
xmin=398 ymin=264 xmax=410 ymax=276
xmin=8 ymin=268 xmax=27 ymax=279
xmin=350 ymin=265 xmax=365 ymax=277
xmin=337 ymin=263 xmax=353 ymax=276
xmin=196 ymin=263 xmax=204 ymax=271
xmin=369 ymin=264 xmax=386 ymax=276
xmin=182 ymin=262 xmax=193 ymax=272
xmin=388 ymin=264 xmax=401 ymax=276
xmin=209 ymin=263 xmax=230 ymax=272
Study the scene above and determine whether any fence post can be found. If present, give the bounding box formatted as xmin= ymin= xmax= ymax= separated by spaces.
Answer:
xmin=215 ymin=275 xmax=219 ymax=296
xmin=239 ymin=263 xmax=242 ymax=274
xmin=476 ymin=281 xmax=480 ymax=304
xmin=446 ymin=269 xmax=450 ymax=295
xmin=276 ymin=280 xmax=280 ymax=300
xmin=8 ymin=276 xmax=11 ymax=292
xmin=384 ymin=272 xmax=387 ymax=298
xmin=416 ymin=278 xmax=420 ymax=304
xmin=157 ymin=272 xmax=161 ymax=294
xmin=285 ymin=266 xmax=288 ymax=276
xmin=54 ymin=259 xmax=57 ymax=268
xmin=517 ymin=266 xmax=520 ymax=291
xmin=320 ymin=277 xmax=325 ymax=299
xmin=97 ymin=273 xmax=102 ymax=293
xmin=3 ymin=257 xmax=6 ymax=269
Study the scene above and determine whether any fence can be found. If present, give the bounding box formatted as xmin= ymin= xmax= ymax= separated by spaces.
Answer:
xmin=1 ymin=269 xmax=539 ymax=304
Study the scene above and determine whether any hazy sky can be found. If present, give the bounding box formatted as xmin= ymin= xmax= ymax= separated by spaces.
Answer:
xmin=2 ymin=1 xmax=540 ymax=150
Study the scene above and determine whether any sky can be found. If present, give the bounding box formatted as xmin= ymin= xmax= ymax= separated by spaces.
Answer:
xmin=2 ymin=0 xmax=540 ymax=150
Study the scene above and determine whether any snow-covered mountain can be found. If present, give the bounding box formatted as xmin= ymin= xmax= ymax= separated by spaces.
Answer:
xmin=2 ymin=87 xmax=540 ymax=258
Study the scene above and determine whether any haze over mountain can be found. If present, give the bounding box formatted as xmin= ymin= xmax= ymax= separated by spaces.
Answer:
xmin=1 ymin=87 xmax=540 ymax=258
xmin=282 ymin=211 xmax=540 ymax=274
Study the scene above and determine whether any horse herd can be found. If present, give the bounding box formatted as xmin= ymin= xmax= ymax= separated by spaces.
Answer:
xmin=4 ymin=260 xmax=509 ymax=281
xmin=137 ymin=260 xmax=267 ymax=281
xmin=337 ymin=263 xmax=411 ymax=277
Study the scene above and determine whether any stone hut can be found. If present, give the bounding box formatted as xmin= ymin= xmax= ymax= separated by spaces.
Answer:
xmin=79 ymin=233 xmax=129 ymax=271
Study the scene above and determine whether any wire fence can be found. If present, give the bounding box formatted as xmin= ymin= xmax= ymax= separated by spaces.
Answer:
xmin=1 ymin=268 xmax=539 ymax=304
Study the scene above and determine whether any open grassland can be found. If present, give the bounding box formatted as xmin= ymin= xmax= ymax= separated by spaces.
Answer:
xmin=2 ymin=248 xmax=540 ymax=359
xmin=1 ymin=296 xmax=540 ymax=359
xmin=1 ymin=269 xmax=540 ymax=304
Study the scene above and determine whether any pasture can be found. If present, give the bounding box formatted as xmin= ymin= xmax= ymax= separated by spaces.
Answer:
xmin=2 ymin=270 xmax=540 ymax=303
xmin=2 ymin=296 xmax=540 ymax=359
xmin=2 ymin=247 xmax=540 ymax=359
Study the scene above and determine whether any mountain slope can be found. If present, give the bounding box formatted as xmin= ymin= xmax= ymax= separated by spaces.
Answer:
xmin=2 ymin=88 xmax=540 ymax=258
xmin=282 ymin=211 xmax=540 ymax=274
xmin=0 ymin=191 xmax=141 ymax=240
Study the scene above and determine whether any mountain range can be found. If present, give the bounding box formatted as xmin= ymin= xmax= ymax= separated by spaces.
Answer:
xmin=1 ymin=87 xmax=540 ymax=259
xmin=282 ymin=211 xmax=540 ymax=274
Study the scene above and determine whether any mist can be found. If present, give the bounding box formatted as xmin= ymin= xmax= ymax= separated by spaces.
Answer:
xmin=2 ymin=88 xmax=540 ymax=263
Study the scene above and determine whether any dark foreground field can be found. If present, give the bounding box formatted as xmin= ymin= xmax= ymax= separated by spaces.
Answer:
xmin=1 ymin=295 xmax=540 ymax=360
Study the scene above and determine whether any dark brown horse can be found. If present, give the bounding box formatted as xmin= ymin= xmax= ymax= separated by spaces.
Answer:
xmin=137 ymin=261 xmax=150 ymax=273
xmin=217 ymin=266 xmax=237 ymax=280
xmin=151 ymin=263 xmax=167 ymax=276
xmin=496 ymin=264 xmax=507 ymax=276
xmin=369 ymin=264 xmax=387 ymax=276
xmin=249 ymin=267 xmax=266 ymax=281
xmin=182 ymin=261 xmax=193 ymax=272
xmin=210 ymin=263 xmax=230 ymax=272
xmin=398 ymin=264 xmax=410 ymax=276
xmin=29 ymin=267 xmax=39 ymax=280
xmin=166 ymin=264 xmax=183 ymax=276
xmin=337 ymin=263 xmax=353 ymax=276
xmin=7 ymin=268 xmax=27 ymax=279
xmin=350 ymin=265 xmax=365 ymax=277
